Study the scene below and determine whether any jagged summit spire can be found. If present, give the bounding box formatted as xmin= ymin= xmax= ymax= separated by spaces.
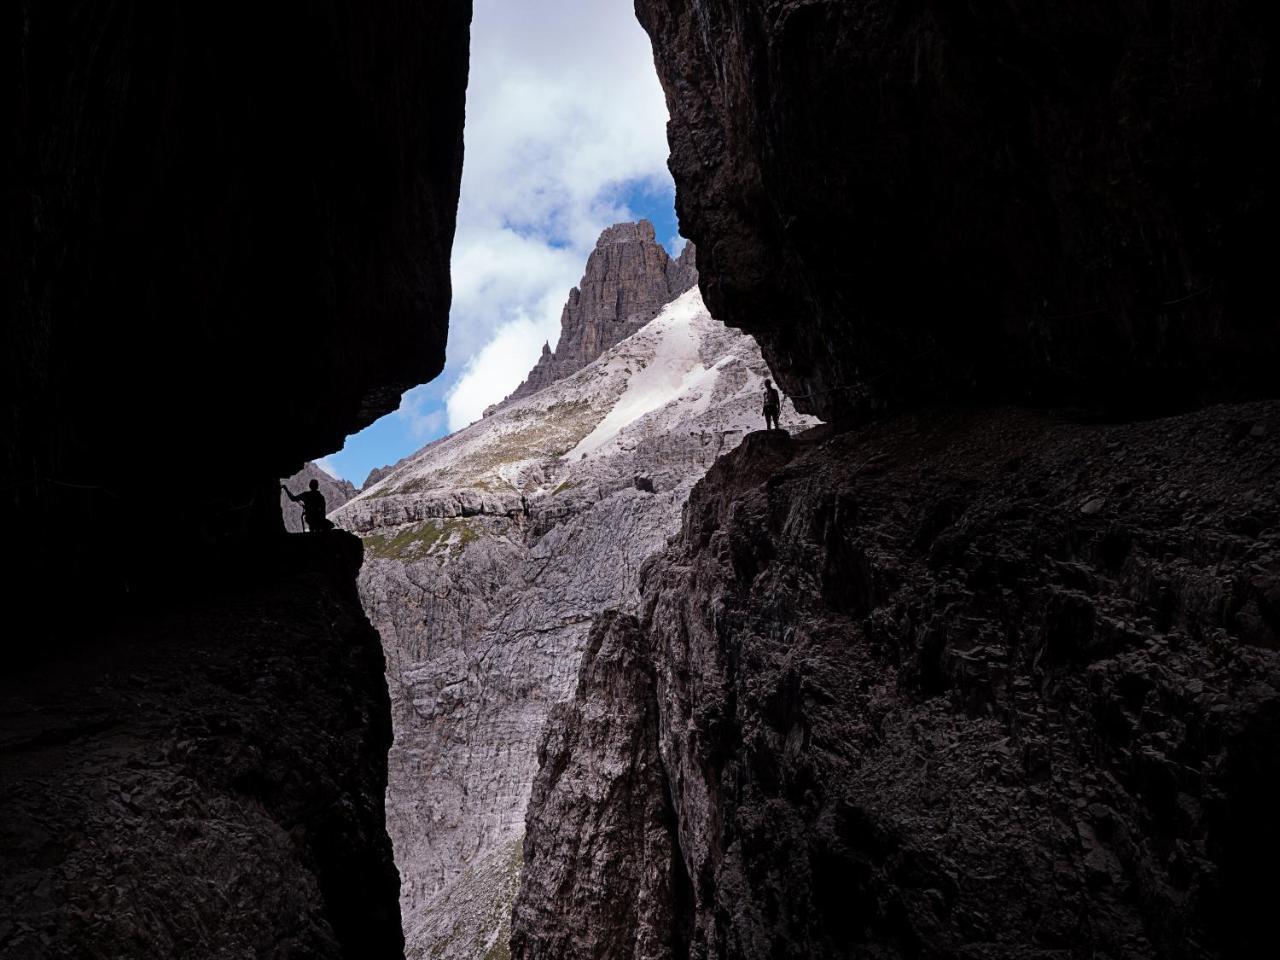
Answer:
xmin=489 ymin=221 xmax=698 ymax=412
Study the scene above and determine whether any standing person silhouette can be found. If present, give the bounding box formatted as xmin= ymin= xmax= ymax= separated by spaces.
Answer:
xmin=762 ymin=378 xmax=782 ymax=432
xmin=281 ymin=478 xmax=334 ymax=532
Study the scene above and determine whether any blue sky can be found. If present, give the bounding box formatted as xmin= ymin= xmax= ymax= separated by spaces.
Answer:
xmin=318 ymin=1 xmax=680 ymax=486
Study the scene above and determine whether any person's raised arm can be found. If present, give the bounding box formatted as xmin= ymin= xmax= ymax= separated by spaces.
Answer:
xmin=280 ymin=485 xmax=300 ymax=502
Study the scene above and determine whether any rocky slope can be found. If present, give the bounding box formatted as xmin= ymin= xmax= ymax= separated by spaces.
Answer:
xmin=494 ymin=221 xmax=698 ymax=410
xmin=0 ymin=533 xmax=403 ymax=959
xmin=280 ymin=462 xmax=360 ymax=533
xmin=515 ymin=403 xmax=1280 ymax=959
xmin=333 ymin=278 xmax=812 ymax=958
xmin=635 ymin=0 xmax=1279 ymax=418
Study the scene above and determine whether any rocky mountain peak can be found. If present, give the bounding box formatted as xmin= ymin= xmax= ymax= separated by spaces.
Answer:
xmin=493 ymin=221 xmax=699 ymax=410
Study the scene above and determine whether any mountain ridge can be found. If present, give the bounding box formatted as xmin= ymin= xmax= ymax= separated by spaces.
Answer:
xmin=485 ymin=220 xmax=698 ymax=416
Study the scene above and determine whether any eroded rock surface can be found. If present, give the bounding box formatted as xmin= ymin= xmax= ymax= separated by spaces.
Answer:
xmin=512 ymin=611 xmax=683 ymax=960
xmin=636 ymin=0 xmax=1279 ymax=417
xmin=335 ymin=278 xmax=813 ymax=958
xmin=0 ymin=533 xmax=402 ymax=959
xmin=496 ymin=222 xmax=699 ymax=410
xmin=517 ymin=402 xmax=1280 ymax=959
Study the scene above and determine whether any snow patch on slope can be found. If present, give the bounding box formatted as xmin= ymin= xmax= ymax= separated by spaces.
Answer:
xmin=567 ymin=289 xmax=709 ymax=459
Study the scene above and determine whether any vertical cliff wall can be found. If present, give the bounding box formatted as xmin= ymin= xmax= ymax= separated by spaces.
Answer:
xmin=635 ymin=0 xmax=1279 ymax=418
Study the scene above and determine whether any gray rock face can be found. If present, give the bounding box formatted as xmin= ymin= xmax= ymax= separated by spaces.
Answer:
xmin=495 ymin=222 xmax=698 ymax=410
xmin=280 ymin=462 xmax=359 ymax=533
xmin=333 ymin=284 xmax=814 ymax=958
xmin=516 ymin=401 xmax=1280 ymax=959
xmin=511 ymin=611 xmax=681 ymax=960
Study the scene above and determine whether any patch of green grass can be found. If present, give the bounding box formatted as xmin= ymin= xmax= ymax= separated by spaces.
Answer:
xmin=362 ymin=518 xmax=487 ymax=561
xmin=363 ymin=522 xmax=443 ymax=559
xmin=441 ymin=518 xmax=481 ymax=549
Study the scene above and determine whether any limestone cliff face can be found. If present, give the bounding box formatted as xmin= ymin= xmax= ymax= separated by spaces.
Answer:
xmin=511 ymin=612 xmax=683 ymax=960
xmin=516 ymin=405 xmax=1280 ymax=959
xmin=280 ymin=462 xmax=359 ymax=533
xmin=497 ymin=222 xmax=699 ymax=409
xmin=334 ymin=285 xmax=814 ymax=958
xmin=0 ymin=533 xmax=404 ymax=959
xmin=635 ymin=0 xmax=1280 ymax=418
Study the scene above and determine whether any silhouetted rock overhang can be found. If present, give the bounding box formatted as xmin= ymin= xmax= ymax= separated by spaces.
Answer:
xmin=636 ymin=0 xmax=1280 ymax=419
xmin=4 ymin=0 xmax=473 ymax=618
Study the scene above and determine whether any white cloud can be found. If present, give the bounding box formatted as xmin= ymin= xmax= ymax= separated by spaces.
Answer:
xmin=444 ymin=314 xmax=556 ymax=431
xmin=314 ymin=456 xmax=344 ymax=481
xmin=396 ymin=388 xmax=448 ymax=439
xmin=441 ymin=0 xmax=675 ymax=429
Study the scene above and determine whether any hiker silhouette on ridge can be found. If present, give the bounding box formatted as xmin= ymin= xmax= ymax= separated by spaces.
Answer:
xmin=762 ymin=378 xmax=782 ymax=432
xmin=281 ymin=478 xmax=334 ymax=533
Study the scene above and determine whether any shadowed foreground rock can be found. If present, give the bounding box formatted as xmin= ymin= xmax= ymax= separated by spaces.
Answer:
xmin=0 ymin=533 xmax=402 ymax=959
xmin=636 ymin=0 xmax=1280 ymax=417
xmin=515 ymin=403 xmax=1280 ymax=959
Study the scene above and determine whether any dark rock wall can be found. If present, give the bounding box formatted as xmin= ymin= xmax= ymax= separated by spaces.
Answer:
xmin=0 ymin=533 xmax=404 ymax=959
xmin=497 ymin=222 xmax=698 ymax=409
xmin=5 ymin=0 xmax=472 ymax=616
xmin=635 ymin=0 xmax=1280 ymax=418
xmin=2 ymin=1 xmax=473 ymax=952
xmin=519 ymin=407 xmax=1280 ymax=959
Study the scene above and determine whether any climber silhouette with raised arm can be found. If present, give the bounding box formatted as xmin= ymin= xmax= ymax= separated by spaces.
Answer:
xmin=281 ymin=478 xmax=334 ymax=532
xmin=762 ymin=379 xmax=782 ymax=432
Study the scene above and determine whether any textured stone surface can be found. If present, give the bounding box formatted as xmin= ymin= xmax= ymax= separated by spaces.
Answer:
xmin=635 ymin=0 xmax=1280 ymax=418
xmin=511 ymin=611 xmax=682 ymax=960
xmin=0 ymin=532 xmax=403 ymax=959
xmin=334 ymin=284 xmax=814 ymax=958
xmin=495 ymin=222 xmax=698 ymax=410
xmin=517 ymin=401 xmax=1280 ymax=958
xmin=280 ymin=462 xmax=359 ymax=533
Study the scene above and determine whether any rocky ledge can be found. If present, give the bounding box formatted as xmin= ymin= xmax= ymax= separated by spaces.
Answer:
xmin=0 ymin=532 xmax=402 ymax=959
xmin=515 ymin=401 xmax=1280 ymax=959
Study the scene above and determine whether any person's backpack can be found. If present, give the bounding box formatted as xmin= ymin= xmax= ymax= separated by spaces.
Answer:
xmin=765 ymin=385 xmax=780 ymax=408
